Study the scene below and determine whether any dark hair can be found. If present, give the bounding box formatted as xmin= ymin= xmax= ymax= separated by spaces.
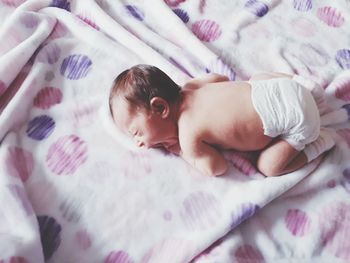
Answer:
xmin=109 ymin=64 xmax=181 ymax=117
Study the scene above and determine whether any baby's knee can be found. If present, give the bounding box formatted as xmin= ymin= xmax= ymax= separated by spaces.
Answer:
xmin=257 ymin=154 xmax=283 ymax=177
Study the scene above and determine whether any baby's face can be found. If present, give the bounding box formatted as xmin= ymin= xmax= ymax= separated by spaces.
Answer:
xmin=112 ymin=98 xmax=180 ymax=153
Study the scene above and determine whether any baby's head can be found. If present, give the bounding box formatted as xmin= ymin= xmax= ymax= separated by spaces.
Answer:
xmin=109 ymin=64 xmax=182 ymax=153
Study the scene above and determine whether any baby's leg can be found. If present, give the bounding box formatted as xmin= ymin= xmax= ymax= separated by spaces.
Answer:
xmin=257 ymin=139 xmax=307 ymax=177
xmin=257 ymin=129 xmax=335 ymax=176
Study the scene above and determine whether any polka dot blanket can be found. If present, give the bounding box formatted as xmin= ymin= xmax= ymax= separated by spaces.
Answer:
xmin=0 ymin=0 xmax=349 ymax=262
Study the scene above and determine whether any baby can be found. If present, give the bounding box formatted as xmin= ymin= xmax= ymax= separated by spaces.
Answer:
xmin=109 ymin=64 xmax=335 ymax=177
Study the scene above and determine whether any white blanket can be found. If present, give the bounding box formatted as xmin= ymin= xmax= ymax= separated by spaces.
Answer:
xmin=0 ymin=0 xmax=350 ymax=262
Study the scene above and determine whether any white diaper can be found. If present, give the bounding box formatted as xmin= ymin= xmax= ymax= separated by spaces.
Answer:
xmin=250 ymin=77 xmax=321 ymax=151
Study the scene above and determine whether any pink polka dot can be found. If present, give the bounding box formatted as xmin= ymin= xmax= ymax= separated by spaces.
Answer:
xmin=191 ymin=19 xmax=222 ymax=42
xmin=199 ymin=0 xmax=206 ymax=14
xmin=33 ymin=87 xmax=62 ymax=109
xmin=37 ymin=43 xmax=61 ymax=64
xmin=229 ymin=153 xmax=257 ymax=176
xmin=48 ymin=22 xmax=68 ymax=40
xmin=327 ymin=179 xmax=336 ymax=188
xmin=337 ymin=129 xmax=350 ymax=148
xmin=233 ymin=244 xmax=265 ymax=263
xmin=317 ymin=6 xmax=345 ymax=27
xmin=285 ymin=209 xmax=311 ymax=236
xmin=164 ymin=0 xmax=186 ymax=7
xmin=8 ymin=185 xmax=33 ymax=216
xmin=319 ymin=202 xmax=350 ymax=260
xmin=72 ymin=103 xmax=99 ymax=128
xmin=291 ymin=17 xmax=317 ymax=37
xmin=0 ymin=80 xmax=7 ymax=96
xmin=5 ymin=147 xmax=34 ymax=182
xmin=192 ymin=237 xmax=223 ymax=261
xmin=122 ymin=151 xmax=152 ymax=179
xmin=20 ymin=13 xmax=38 ymax=28
xmin=46 ymin=135 xmax=88 ymax=175
xmin=179 ymin=191 xmax=221 ymax=231
xmin=1 ymin=0 xmax=26 ymax=7
xmin=0 ymin=256 xmax=29 ymax=263
xmin=141 ymin=238 xmax=194 ymax=263
xmin=75 ymin=230 xmax=92 ymax=250
xmin=334 ymin=78 xmax=350 ymax=101
xmin=77 ymin=15 xmax=100 ymax=30
xmin=104 ymin=251 xmax=133 ymax=263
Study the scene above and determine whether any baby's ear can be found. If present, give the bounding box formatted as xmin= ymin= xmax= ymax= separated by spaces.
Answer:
xmin=150 ymin=97 xmax=170 ymax=118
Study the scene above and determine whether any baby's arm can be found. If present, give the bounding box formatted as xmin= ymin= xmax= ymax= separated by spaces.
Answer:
xmin=180 ymin=136 xmax=228 ymax=176
xmin=185 ymin=73 xmax=229 ymax=89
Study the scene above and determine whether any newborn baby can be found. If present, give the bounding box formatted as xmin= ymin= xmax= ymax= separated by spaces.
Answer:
xmin=109 ymin=64 xmax=335 ymax=176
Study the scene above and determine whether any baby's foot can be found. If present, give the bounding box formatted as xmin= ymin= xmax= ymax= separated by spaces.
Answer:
xmin=303 ymin=128 xmax=335 ymax=162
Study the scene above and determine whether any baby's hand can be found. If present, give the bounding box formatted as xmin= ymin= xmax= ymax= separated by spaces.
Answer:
xmin=166 ymin=143 xmax=182 ymax=156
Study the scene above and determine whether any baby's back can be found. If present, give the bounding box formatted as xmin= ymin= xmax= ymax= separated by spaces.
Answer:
xmin=180 ymin=81 xmax=272 ymax=151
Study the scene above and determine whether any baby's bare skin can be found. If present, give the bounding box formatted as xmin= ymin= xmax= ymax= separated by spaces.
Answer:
xmin=112 ymin=71 xmax=310 ymax=177
xmin=179 ymin=81 xmax=272 ymax=152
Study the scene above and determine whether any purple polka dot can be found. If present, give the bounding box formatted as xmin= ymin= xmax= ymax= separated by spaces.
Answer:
xmin=164 ymin=0 xmax=186 ymax=7
xmin=293 ymin=0 xmax=312 ymax=11
xmin=46 ymin=135 xmax=88 ymax=175
xmin=180 ymin=191 xmax=221 ymax=231
xmin=343 ymin=168 xmax=350 ymax=182
xmin=104 ymin=251 xmax=134 ymax=263
xmin=26 ymin=115 xmax=55 ymax=140
xmin=173 ymin=8 xmax=189 ymax=23
xmin=60 ymin=54 xmax=92 ymax=80
xmin=0 ymin=79 xmax=7 ymax=95
xmin=45 ymin=71 xmax=55 ymax=81
xmin=20 ymin=13 xmax=38 ymax=28
xmin=50 ymin=0 xmax=70 ymax=11
xmin=75 ymin=230 xmax=92 ymax=250
xmin=245 ymin=0 xmax=269 ymax=17
xmin=336 ymin=49 xmax=350 ymax=70
xmin=37 ymin=43 xmax=61 ymax=64
xmin=192 ymin=19 xmax=222 ymax=42
xmin=59 ymin=199 xmax=81 ymax=223
xmin=169 ymin=57 xmax=193 ymax=77
xmin=8 ymin=185 xmax=33 ymax=216
xmin=37 ymin=215 xmax=62 ymax=261
xmin=5 ymin=147 xmax=34 ymax=182
xmin=206 ymin=57 xmax=236 ymax=80
xmin=299 ymin=44 xmax=329 ymax=66
xmin=125 ymin=5 xmax=144 ymax=21
xmin=342 ymin=104 xmax=350 ymax=118
xmin=33 ymin=87 xmax=62 ymax=109
xmin=233 ymin=245 xmax=265 ymax=263
xmin=337 ymin=129 xmax=350 ymax=148
xmin=231 ymin=203 xmax=259 ymax=229
xmin=163 ymin=210 xmax=172 ymax=221
xmin=285 ymin=209 xmax=311 ymax=236
xmin=317 ymin=6 xmax=345 ymax=27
